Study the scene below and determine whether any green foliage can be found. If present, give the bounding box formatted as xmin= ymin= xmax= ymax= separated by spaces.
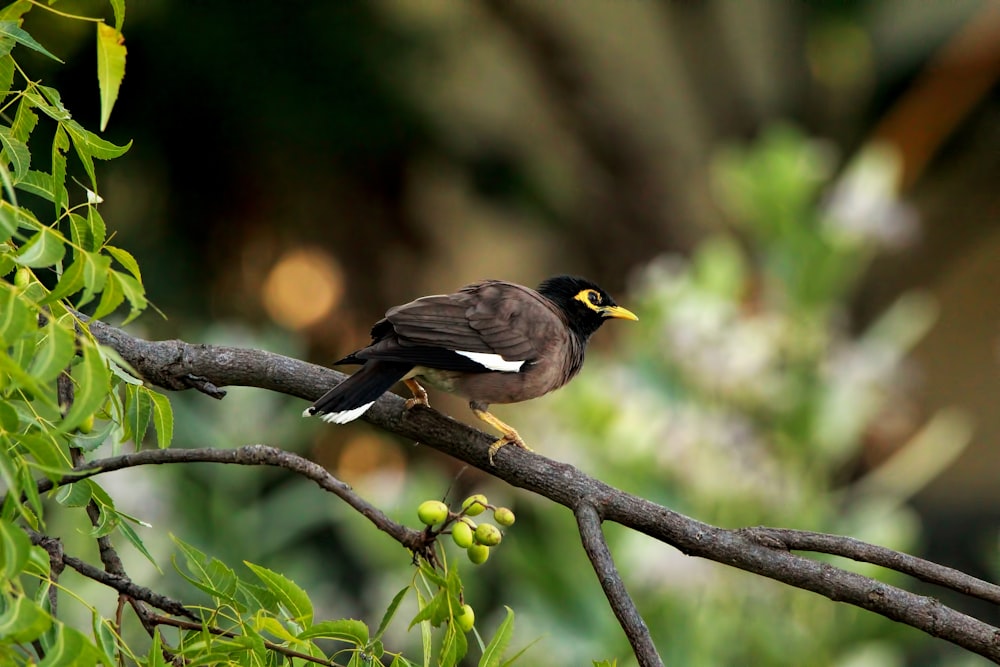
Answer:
xmin=165 ymin=535 xmax=518 ymax=667
xmin=0 ymin=8 xmax=521 ymax=667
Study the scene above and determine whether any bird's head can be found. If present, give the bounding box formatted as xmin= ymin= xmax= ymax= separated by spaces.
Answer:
xmin=537 ymin=275 xmax=638 ymax=340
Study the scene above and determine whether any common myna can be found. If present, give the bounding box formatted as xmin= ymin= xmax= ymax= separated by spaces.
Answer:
xmin=303 ymin=275 xmax=637 ymax=462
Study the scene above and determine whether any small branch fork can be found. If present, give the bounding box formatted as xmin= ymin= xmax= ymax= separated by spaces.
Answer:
xmin=20 ymin=318 xmax=997 ymax=665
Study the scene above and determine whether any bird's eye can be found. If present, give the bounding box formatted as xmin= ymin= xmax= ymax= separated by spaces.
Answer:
xmin=587 ymin=291 xmax=601 ymax=305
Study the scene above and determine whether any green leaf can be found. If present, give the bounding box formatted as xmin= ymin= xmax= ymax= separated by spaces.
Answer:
xmin=374 ymin=586 xmax=410 ymax=641
xmin=0 ymin=2 xmax=30 ymax=23
xmin=92 ymin=611 xmax=118 ymax=665
xmin=477 ymin=607 xmax=514 ymax=667
xmin=87 ymin=206 xmax=107 ymax=250
xmin=0 ymin=125 xmax=30 ymax=182
xmin=79 ymin=251 xmax=111 ymax=307
xmin=408 ymin=588 xmax=445 ymax=630
xmin=64 ymin=120 xmax=131 ymax=160
xmin=69 ymin=213 xmax=93 ymax=252
xmin=147 ymin=628 xmax=168 ymax=667
xmin=56 ymin=480 xmax=94 ymax=508
xmin=0 ymin=400 xmax=17 ymax=429
xmin=110 ymin=0 xmax=125 ymax=32
xmin=0 ymin=282 xmax=32 ymax=343
xmin=96 ymin=23 xmax=126 ymax=132
xmin=69 ymin=418 xmax=115 ymax=453
xmin=149 ymin=390 xmax=173 ymax=449
xmin=0 ymin=350 xmax=51 ymax=406
xmin=0 ymin=518 xmax=31 ymax=578
xmin=24 ymin=86 xmax=70 ymax=123
xmin=51 ymin=125 xmax=68 ymax=214
xmin=244 ymin=561 xmax=313 ymax=625
xmin=0 ymin=595 xmax=51 ymax=643
xmin=16 ymin=170 xmax=57 ymax=202
xmin=62 ymin=120 xmax=131 ymax=188
xmin=60 ymin=341 xmax=110 ymax=433
xmin=0 ymin=54 xmax=14 ymax=96
xmin=0 ymin=21 xmax=63 ymax=63
xmin=27 ymin=316 xmax=75 ymax=383
xmin=105 ymin=245 xmax=140 ymax=282
xmin=43 ymin=256 xmax=85 ymax=303
xmin=91 ymin=267 xmax=123 ymax=319
xmin=171 ymin=536 xmax=239 ymax=603
xmin=298 ymin=619 xmax=369 ymax=645
xmin=416 ymin=587 xmax=432 ymax=667
xmin=440 ymin=622 xmax=468 ymax=667
xmin=111 ymin=270 xmax=145 ymax=323
xmin=15 ymin=226 xmax=65 ymax=268
xmin=124 ymin=383 xmax=151 ymax=445
xmin=12 ymin=96 xmax=37 ymax=143
xmin=39 ymin=623 xmax=98 ymax=667
xmin=0 ymin=201 xmax=18 ymax=242
xmin=117 ymin=518 xmax=159 ymax=569
xmin=18 ymin=431 xmax=72 ymax=474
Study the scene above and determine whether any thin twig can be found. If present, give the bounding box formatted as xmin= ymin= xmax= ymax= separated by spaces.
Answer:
xmin=575 ymin=503 xmax=663 ymax=667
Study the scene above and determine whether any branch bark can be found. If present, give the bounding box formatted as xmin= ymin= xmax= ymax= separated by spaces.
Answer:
xmin=86 ymin=318 xmax=1000 ymax=663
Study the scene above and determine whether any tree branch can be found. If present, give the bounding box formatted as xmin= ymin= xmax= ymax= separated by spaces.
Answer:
xmin=35 ymin=445 xmax=431 ymax=559
xmin=87 ymin=318 xmax=1000 ymax=663
xmin=742 ymin=527 xmax=1000 ymax=605
xmin=576 ymin=503 xmax=662 ymax=667
xmin=26 ymin=530 xmax=196 ymax=620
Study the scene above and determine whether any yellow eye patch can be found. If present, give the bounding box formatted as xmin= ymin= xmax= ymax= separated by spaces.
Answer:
xmin=574 ymin=289 xmax=603 ymax=311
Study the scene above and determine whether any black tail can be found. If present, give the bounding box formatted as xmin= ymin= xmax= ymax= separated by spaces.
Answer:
xmin=303 ymin=361 xmax=412 ymax=424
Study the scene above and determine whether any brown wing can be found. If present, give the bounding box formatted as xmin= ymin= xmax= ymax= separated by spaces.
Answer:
xmin=353 ymin=280 xmax=563 ymax=370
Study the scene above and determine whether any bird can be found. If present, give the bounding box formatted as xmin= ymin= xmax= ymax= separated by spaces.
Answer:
xmin=303 ymin=275 xmax=638 ymax=463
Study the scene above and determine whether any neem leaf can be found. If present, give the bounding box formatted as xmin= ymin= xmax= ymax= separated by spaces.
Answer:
xmin=244 ymin=562 xmax=314 ymax=626
xmin=0 ymin=21 xmax=63 ymax=63
xmin=96 ymin=23 xmax=126 ymax=131
xmin=27 ymin=316 xmax=75 ymax=384
xmin=60 ymin=341 xmax=110 ymax=433
xmin=149 ymin=390 xmax=173 ymax=449
xmin=0 ymin=125 xmax=30 ymax=182
xmin=15 ymin=226 xmax=65 ymax=268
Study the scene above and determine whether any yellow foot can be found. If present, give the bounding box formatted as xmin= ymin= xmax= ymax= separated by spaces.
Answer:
xmin=487 ymin=432 xmax=532 ymax=465
xmin=404 ymin=378 xmax=430 ymax=410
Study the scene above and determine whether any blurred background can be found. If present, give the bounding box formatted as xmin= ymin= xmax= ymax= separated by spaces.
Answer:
xmin=32 ymin=0 xmax=1000 ymax=665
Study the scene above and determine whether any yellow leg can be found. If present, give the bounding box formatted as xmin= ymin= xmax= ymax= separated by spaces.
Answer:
xmin=404 ymin=379 xmax=430 ymax=410
xmin=471 ymin=405 xmax=532 ymax=464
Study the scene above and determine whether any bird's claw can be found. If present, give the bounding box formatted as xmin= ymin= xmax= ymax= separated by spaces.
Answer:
xmin=487 ymin=433 xmax=532 ymax=465
xmin=404 ymin=395 xmax=430 ymax=410
xmin=403 ymin=379 xmax=429 ymax=411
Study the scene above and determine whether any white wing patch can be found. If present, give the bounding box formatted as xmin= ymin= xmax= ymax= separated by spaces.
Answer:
xmin=303 ymin=401 xmax=375 ymax=424
xmin=455 ymin=350 xmax=525 ymax=372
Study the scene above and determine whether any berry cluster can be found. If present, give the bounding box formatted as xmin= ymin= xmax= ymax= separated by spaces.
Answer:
xmin=416 ymin=494 xmax=516 ymax=566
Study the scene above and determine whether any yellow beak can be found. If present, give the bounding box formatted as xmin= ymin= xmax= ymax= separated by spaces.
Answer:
xmin=600 ymin=305 xmax=638 ymax=321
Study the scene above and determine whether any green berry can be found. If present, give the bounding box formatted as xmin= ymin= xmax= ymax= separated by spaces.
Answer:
xmin=461 ymin=494 xmax=488 ymax=516
xmin=452 ymin=520 xmax=474 ymax=548
xmin=456 ymin=604 xmax=475 ymax=632
xmin=417 ymin=500 xmax=449 ymax=526
xmin=78 ymin=414 xmax=95 ymax=434
xmin=467 ymin=543 xmax=490 ymax=565
xmin=474 ymin=522 xmax=502 ymax=546
xmin=493 ymin=507 xmax=515 ymax=527
xmin=13 ymin=268 xmax=30 ymax=289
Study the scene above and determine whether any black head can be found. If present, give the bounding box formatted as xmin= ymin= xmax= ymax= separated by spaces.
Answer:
xmin=536 ymin=275 xmax=638 ymax=340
